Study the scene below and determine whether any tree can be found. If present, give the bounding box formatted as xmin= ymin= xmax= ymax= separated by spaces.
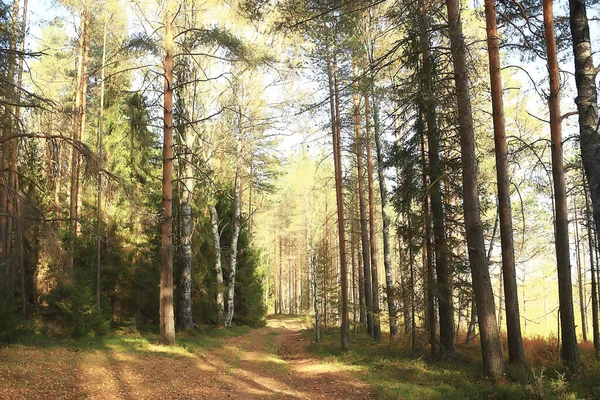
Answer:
xmin=446 ymin=0 xmax=504 ymax=379
xmin=568 ymin=0 xmax=600 ymax=302
xmin=419 ymin=0 xmax=454 ymax=355
xmin=543 ymin=0 xmax=579 ymax=368
xmin=160 ymin=0 xmax=176 ymax=345
xmin=325 ymin=5 xmax=349 ymax=349
xmin=70 ymin=0 xmax=92 ymax=271
xmin=365 ymin=89 xmax=382 ymax=341
xmin=483 ymin=0 xmax=525 ymax=365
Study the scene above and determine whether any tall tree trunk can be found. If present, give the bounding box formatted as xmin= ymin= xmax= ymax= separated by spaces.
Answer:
xmin=372 ymin=95 xmax=397 ymax=339
xmin=365 ymin=94 xmax=381 ymax=341
xmin=160 ymin=0 xmax=176 ymax=345
xmin=446 ymin=0 xmax=504 ymax=379
xmin=225 ymin=162 xmax=242 ymax=327
xmin=177 ymin=144 xmax=194 ymax=331
xmin=0 ymin=0 xmax=20 ymax=288
xmin=419 ymin=0 xmax=454 ymax=354
xmin=568 ymin=0 xmax=600 ymax=264
xmin=420 ymin=123 xmax=438 ymax=357
xmin=96 ymin=15 xmax=107 ymax=310
xmin=70 ymin=0 xmax=91 ymax=271
xmin=324 ymin=15 xmax=349 ymax=349
xmin=543 ymin=0 xmax=580 ymax=368
xmin=484 ymin=0 xmax=525 ymax=365
xmin=352 ymin=61 xmax=374 ymax=337
xmin=585 ymin=180 xmax=600 ymax=358
xmin=210 ymin=203 xmax=225 ymax=325
xmin=14 ymin=0 xmax=28 ymax=317
xmin=574 ymin=198 xmax=587 ymax=341
xmin=307 ymin=198 xmax=320 ymax=342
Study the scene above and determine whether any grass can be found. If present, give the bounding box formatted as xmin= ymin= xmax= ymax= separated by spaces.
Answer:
xmin=6 ymin=322 xmax=252 ymax=358
xmin=302 ymin=326 xmax=600 ymax=399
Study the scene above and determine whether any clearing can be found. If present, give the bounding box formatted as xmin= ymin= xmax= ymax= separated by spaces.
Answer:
xmin=0 ymin=316 xmax=371 ymax=399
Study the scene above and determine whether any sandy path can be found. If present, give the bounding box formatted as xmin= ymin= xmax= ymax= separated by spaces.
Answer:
xmin=0 ymin=316 xmax=372 ymax=399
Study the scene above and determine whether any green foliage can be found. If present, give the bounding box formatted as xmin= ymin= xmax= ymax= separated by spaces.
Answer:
xmin=42 ymin=272 xmax=109 ymax=338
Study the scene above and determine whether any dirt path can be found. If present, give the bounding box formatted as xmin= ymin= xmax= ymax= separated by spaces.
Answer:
xmin=0 ymin=316 xmax=372 ymax=399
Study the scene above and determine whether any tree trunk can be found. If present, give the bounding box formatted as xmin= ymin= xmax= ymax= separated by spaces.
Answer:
xmin=372 ymin=95 xmax=397 ymax=339
xmin=365 ymin=94 xmax=381 ymax=341
xmin=324 ymin=15 xmax=349 ymax=349
xmin=307 ymin=199 xmax=320 ymax=342
xmin=352 ymin=60 xmax=374 ymax=337
xmin=446 ymin=0 xmax=504 ymax=379
xmin=177 ymin=171 xmax=194 ymax=330
xmin=96 ymin=15 xmax=107 ymax=311
xmin=210 ymin=204 xmax=225 ymax=325
xmin=483 ymin=0 xmax=525 ymax=365
xmin=568 ymin=0 xmax=600 ymax=267
xmin=420 ymin=123 xmax=438 ymax=358
xmin=160 ymin=0 xmax=176 ymax=345
xmin=585 ymin=180 xmax=600 ymax=358
xmin=0 ymin=0 xmax=20 ymax=288
xmin=419 ymin=0 xmax=454 ymax=354
xmin=70 ymin=0 xmax=91 ymax=271
xmin=574 ymin=198 xmax=587 ymax=341
xmin=543 ymin=0 xmax=580 ymax=368
xmin=225 ymin=168 xmax=242 ymax=327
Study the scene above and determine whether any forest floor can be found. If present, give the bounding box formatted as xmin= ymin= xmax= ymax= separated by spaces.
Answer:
xmin=3 ymin=316 xmax=600 ymax=399
xmin=0 ymin=315 xmax=372 ymax=399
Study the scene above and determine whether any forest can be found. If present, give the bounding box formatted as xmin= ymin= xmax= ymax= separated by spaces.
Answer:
xmin=1 ymin=0 xmax=600 ymax=398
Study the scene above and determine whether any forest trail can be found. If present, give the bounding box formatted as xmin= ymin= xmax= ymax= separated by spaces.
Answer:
xmin=0 ymin=316 xmax=372 ymax=399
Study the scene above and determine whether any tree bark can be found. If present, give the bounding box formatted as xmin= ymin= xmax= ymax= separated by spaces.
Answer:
xmin=420 ymin=121 xmax=438 ymax=358
xmin=585 ymin=180 xmax=600 ymax=358
xmin=70 ymin=0 xmax=91 ymax=271
xmin=446 ymin=0 xmax=504 ymax=379
xmin=574 ymin=198 xmax=587 ymax=341
xmin=225 ymin=161 xmax=242 ymax=327
xmin=210 ymin=203 xmax=225 ymax=325
xmin=352 ymin=60 xmax=374 ymax=337
xmin=96 ymin=15 xmax=107 ymax=311
xmin=325 ymin=15 xmax=349 ymax=349
xmin=372 ymin=95 xmax=397 ymax=339
xmin=160 ymin=0 xmax=176 ymax=345
xmin=543 ymin=0 xmax=580 ymax=368
xmin=365 ymin=93 xmax=381 ymax=341
xmin=568 ymin=0 xmax=600 ymax=267
xmin=419 ymin=0 xmax=454 ymax=354
xmin=484 ymin=0 xmax=525 ymax=365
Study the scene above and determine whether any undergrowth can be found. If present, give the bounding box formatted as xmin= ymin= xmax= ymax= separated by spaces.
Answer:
xmin=302 ymin=325 xmax=600 ymax=399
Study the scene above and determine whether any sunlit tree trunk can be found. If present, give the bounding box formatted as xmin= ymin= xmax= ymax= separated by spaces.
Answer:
xmin=543 ymin=0 xmax=579 ymax=368
xmin=225 ymin=153 xmax=242 ymax=328
xmin=325 ymin=14 xmax=349 ymax=349
xmin=574 ymin=198 xmax=587 ymax=341
xmin=352 ymin=60 xmax=373 ymax=337
xmin=484 ymin=0 xmax=525 ymax=365
xmin=177 ymin=136 xmax=194 ymax=331
xmin=210 ymin=204 xmax=225 ymax=325
xmin=372 ymin=95 xmax=397 ymax=339
xmin=365 ymin=94 xmax=381 ymax=341
xmin=160 ymin=0 xmax=176 ymax=345
xmin=306 ymin=197 xmax=320 ymax=341
xmin=446 ymin=0 xmax=504 ymax=379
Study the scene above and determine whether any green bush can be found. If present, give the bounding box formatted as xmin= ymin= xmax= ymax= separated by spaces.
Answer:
xmin=43 ymin=274 xmax=109 ymax=338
